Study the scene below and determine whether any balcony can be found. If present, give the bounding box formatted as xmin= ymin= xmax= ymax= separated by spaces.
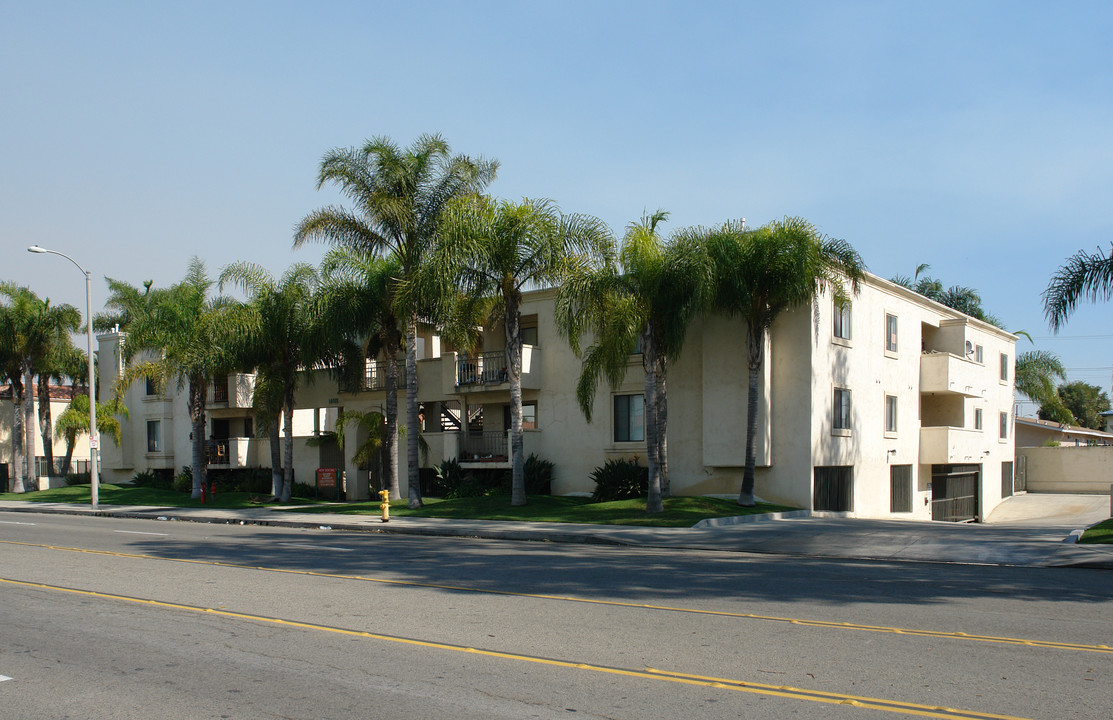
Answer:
xmin=339 ymin=360 xmax=407 ymax=394
xmin=453 ymin=346 xmax=541 ymax=391
xmin=919 ymin=426 xmax=988 ymax=464
xmin=207 ymin=373 xmax=255 ymax=409
xmin=205 ymin=437 xmax=265 ymax=468
xmin=920 ymin=352 xmax=985 ymax=398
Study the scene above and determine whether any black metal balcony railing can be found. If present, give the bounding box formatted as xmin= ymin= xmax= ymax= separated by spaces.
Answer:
xmin=206 ymin=439 xmax=231 ymax=466
xmin=338 ymin=360 xmax=407 ymax=393
xmin=456 ymin=352 xmax=507 ymax=387
xmin=211 ymin=382 xmax=229 ymax=403
xmin=459 ymin=431 xmax=508 ymax=461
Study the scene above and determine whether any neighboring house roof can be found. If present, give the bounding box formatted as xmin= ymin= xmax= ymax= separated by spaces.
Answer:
xmin=1015 ymin=416 xmax=1113 ymax=446
xmin=0 ymin=383 xmax=82 ymax=401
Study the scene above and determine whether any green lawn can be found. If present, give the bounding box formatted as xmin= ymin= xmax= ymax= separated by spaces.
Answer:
xmin=281 ymin=494 xmax=796 ymax=528
xmin=1079 ymin=518 xmax=1113 ymax=544
xmin=0 ymin=485 xmax=795 ymax=528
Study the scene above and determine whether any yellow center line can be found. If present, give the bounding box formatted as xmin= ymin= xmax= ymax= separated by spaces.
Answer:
xmin=0 ymin=576 xmax=1035 ymax=720
xmin=3 ymin=539 xmax=1109 ymax=656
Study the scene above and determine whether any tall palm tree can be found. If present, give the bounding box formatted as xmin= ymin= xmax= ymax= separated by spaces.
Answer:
xmin=315 ymin=248 xmax=405 ymax=499
xmin=100 ymin=259 xmax=233 ymax=499
xmin=0 ymin=284 xmax=81 ymax=490
xmin=556 ymin=211 xmax=707 ymax=513
xmin=1014 ymin=348 xmax=1069 ymax=422
xmin=32 ymin=309 xmax=82 ymax=480
xmin=437 ymin=196 xmax=613 ymax=506
xmin=219 ymin=262 xmax=330 ymax=503
xmin=294 ymin=133 xmax=497 ymax=508
xmin=700 ymin=217 xmax=865 ymax=506
xmin=1044 ymin=243 xmax=1113 ymax=331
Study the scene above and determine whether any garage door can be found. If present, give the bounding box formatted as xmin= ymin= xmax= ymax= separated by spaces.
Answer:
xmin=931 ymin=464 xmax=980 ymax=522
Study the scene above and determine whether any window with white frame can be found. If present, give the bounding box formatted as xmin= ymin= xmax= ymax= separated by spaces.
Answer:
xmin=613 ymin=394 xmax=644 ymax=443
xmin=147 ymin=420 xmax=161 ymax=453
xmin=999 ymin=411 xmax=1009 ymax=440
xmin=833 ymin=301 xmax=852 ymax=340
xmin=885 ymin=395 xmax=898 ymax=434
xmin=975 ymin=344 xmax=984 ymax=364
xmin=1000 ymin=353 xmax=1009 ymax=382
xmin=885 ymin=314 xmax=898 ymax=353
xmin=833 ymin=388 xmax=852 ymax=431
xmin=974 ymin=408 xmax=983 ymax=430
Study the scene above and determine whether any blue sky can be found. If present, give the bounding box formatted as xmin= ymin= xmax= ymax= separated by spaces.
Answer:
xmin=3 ymin=1 xmax=1112 ymax=413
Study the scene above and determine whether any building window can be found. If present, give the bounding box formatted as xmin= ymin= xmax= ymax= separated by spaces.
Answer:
xmin=974 ymin=408 xmax=983 ymax=430
xmin=999 ymin=411 xmax=1009 ymax=440
xmin=885 ymin=395 xmax=898 ymax=434
xmin=145 ymin=377 xmax=157 ymax=396
xmin=975 ymin=345 xmax=984 ymax=364
xmin=1000 ymin=353 xmax=1009 ymax=382
xmin=521 ymin=326 xmax=538 ymax=347
xmin=147 ymin=420 xmax=161 ymax=453
xmin=613 ymin=394 xmax=644 ymax=443
xmin=890 ymin=465 xmax=913 ymax=513
xmin=833 ymin=301 xmax=852 ymax=340
xmin=244 ymin=417 xmax=254 ymax=438
xmin=833 ymin=388 xmax=852 ymax=431
xmin=885 ymin=314 xmax=898 ymax=353
xmin=814 ymin=466 xmax=853 ymax=512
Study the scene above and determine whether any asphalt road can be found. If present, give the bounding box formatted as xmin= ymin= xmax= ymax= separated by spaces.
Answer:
xmin=1 ymin=512 xmax=1110 ymax=719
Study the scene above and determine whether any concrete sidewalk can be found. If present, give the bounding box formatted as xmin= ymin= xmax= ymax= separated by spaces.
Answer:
xmin=1 ymin=496 xmax=1110 ymax=570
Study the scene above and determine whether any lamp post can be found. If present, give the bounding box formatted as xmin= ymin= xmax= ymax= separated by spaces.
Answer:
xmin=27 ymin=245 xmax=100 ymax=510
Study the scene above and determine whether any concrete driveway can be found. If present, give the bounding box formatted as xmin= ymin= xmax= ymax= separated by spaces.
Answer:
xmin=985 ymin=492 xmax=1111 ymax=527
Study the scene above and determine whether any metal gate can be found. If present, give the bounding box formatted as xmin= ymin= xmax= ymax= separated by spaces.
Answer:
xmin=931 ymin=464 xmax=980 ymax=522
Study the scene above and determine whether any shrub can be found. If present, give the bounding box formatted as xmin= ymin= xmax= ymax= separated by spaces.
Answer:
xmin=172 ymin=466 xmax=193 ymax=493
xmin=65 ymin=472 xmax=91 ymax=486
xmin=132 ymin=468 xmax=174 ymax=490
xmin=432 ymin=459 xmax=508 ymax=499
xmin=291 ymin=481 xmax=315 ymax=498
xmin=590 ymin=457 xmax=648 ymax=502
xmin=524 ymin=453 xmax=553 ymax=495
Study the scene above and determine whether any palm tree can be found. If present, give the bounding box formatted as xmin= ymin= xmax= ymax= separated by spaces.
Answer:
xmin=334 ymin=408 xmax=387 ymax=491
xmin=315 ymin=248 xmax=405 ymax=499
xmin=55 ymin=393 xmax=127 ymax=476
xmin=1044 ymin=243 xmax=1113 ymax=331
xmin=700 ymin=217 xmax=865 ymax=506
xmin=219 ymin=262 xmax=330 ymax=503
xmin=556 ymin=211 xmax=707 ymax=512
xmin=437 ymin=196 xmax=613 ymax=506
xmin=100 ymin=259 xmax=233 ymax=499
xmin=294 ymin=134 xmax=497 ymax=508
xmin=891 ymin=264 xmax=1004 ymax=327
xmin=0 ymin=284 xmax=81 ymax=490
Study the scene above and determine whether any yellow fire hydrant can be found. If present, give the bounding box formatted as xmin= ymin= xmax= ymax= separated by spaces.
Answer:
xmin=378 ymin=489 xmax=391 ymax=523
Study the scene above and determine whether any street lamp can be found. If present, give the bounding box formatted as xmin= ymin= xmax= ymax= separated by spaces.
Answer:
xmin=27 ymin=245 xmax=100 ymax=510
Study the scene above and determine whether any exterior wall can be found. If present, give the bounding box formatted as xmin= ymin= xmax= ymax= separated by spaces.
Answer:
xmin=1017 ymin=446 xmax=1113 ymax=494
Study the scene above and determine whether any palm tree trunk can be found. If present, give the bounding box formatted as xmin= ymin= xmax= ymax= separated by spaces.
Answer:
xmin=506 ymin=293 xmax=526 ymax=506
xmin=37 ymin=374 xmax=55 ymax=482
xmin=384 ymin=345 xmax=400 ymax=500
xmin=269 ymin=413 xmax=282 ymax=498
xmin=739 ymin=325 xmax=764 ymax=507
xmin=281 ymin=389 xmax=294 ymax=503
xmin=656 ymin=365 xmax=669 ymax=499
xmin=643 ymin=329 xmax=662 ymax=514
xmin=23 ymin=364 xmax=37 ymax=491
xmin=405 ymin=314 xmax=422 ymax=508
xmin=189 ymin=380 xmax=206 ymax=500
xmin=11 ymin=390 xmax=25 ymax=493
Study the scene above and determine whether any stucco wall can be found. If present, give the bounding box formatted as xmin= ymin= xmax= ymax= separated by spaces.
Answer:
xmin=1017 ymin=446 xmax=1113 ymax=494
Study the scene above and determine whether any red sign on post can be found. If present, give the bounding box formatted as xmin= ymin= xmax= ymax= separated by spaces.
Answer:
xmin=316 ymin=468 xmax=340 ymax=501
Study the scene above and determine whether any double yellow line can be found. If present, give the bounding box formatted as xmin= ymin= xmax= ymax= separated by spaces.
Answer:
xmin=1 ymin=575 xmax=1035 ymax=720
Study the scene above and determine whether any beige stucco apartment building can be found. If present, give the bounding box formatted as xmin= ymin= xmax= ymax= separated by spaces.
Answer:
xmin=94 ymin=272 xmax=1018 ymax=522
